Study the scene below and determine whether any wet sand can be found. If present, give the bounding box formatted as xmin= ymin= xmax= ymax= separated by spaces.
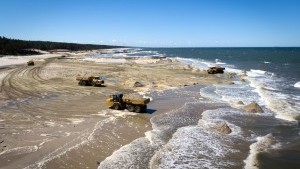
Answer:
xmin=0 ymin=51 xmax=233 ymax=169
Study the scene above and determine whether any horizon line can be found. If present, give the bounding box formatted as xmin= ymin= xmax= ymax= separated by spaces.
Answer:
xmin=2 ymin=36 xmax=300 ymax=48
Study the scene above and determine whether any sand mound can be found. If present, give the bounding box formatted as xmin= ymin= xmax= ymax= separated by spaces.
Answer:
xmin=237 ymin=101 xmax=244 ymax=105
xmin=244 ymin=102 xmax=264 ymax=113
xmin=199 ymin=119 xmax=232 ymax=134
xmin=133 ymin=81 xmax=144 ymax=87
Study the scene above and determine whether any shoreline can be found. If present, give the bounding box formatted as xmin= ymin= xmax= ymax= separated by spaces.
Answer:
xmin=1 ymin=49 xmax=299 ymax=169
xmin=0 ymin=50 xmax=235 ymax=169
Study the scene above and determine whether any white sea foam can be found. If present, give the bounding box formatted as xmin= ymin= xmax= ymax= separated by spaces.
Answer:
xmin=215 ymin=58 xmax=226 ymax=65
xmin=175 ymin=57 xmax=210 ymax=69
xmin=67 ymin=118 xmax=85 ymax=124
xmin=199 ymin=64 xmax=300 ymax=122
xmin=225 ymin=67 xmax=243 ymax=74
xmin=244 ymin=134 xmax=280 ymax=169
xmin=216 ymin=61 xmax=227 ymax=65
xmin=99 ymin=102 xmax=248 ymax=169
xmin=246 ymin=73 xmax=299 ymax=121
xmin=94 ymin=109 xmax=138 ymax=118
xmin=294 ymin=81 xmax=300 ymax=88
xmin=149 ymin=126 xmax=240 ymax=169
xmin=98 ymin=138 xmax=156 ymax=169
xmin=215 ymin=83 xmax=264 ymax=105
xmin=247 ymin=69 xmax=267 ymax=77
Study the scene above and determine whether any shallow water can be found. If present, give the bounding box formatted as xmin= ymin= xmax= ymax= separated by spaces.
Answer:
xmin=96 ymin=48 xmax=300 ymax=169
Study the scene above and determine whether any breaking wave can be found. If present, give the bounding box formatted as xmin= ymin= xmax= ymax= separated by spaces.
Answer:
xmin=294 ymin=81 xmax=300 ymax=88
xmin=244 ymin=134 xmax=280 ymax=169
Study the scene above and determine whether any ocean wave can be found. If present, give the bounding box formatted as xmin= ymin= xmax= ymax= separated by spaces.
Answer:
xmin=98 ymin=138 xmax=156 ymax=169
xmin=247 ymin=69 xmax=267 ymax=77
xmin=244 ymin=134 xmax=280 ymax=169
xmin=175 ymin=53 xmax=299 ymax=122
xmin=175 ymin=57 xmax=210 ymax=68
xmin=215 ymin=59 xmax=226 ymax=65
xmin=248 ymin=69 xmax=276 ymax=78
xmin=216 ymin=61 xmax=226 ymax=65
xmin=200 ymin=83 xmax=264 ymax=107
xmin=149 ymin=126 xmax=240 ymax=169
xmin=246 ymin=76 xmax=300 ymax=121
xmin=294 ymin=81 xmax=300 ymax=88
xmin=90 ymin=49 xmax=165 ymax=59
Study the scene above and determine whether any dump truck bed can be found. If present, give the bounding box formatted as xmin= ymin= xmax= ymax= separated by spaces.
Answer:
xmin=76 ymin=76 xmax=97 ymax=81
xmin=123 ymin=98 xmax=150 ymax=105
xmin=122 ymin=95 xmax=150 ymax=105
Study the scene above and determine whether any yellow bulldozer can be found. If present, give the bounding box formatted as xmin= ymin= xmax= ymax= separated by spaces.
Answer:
xmin=106 ymin=93 xmax=150 ymax=113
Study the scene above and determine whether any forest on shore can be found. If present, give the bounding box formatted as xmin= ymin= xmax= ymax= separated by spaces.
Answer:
xmin=0 ymin=36 xmax=120 ymax=55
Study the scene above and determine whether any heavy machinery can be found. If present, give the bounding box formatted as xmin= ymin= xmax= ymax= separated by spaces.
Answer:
xmin=106 ymin=93 xmax=150 ymax=113
xmin=207 ymin=66 xmax=225 ymax=74
xmin=76 ymin=75 xmax=104 ymax=86
xmin=27 ymin=61 xmax=34 ymax=66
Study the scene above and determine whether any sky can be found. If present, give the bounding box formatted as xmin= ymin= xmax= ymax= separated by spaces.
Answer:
xmin=0 ymin=0 xmax=300 ymax=47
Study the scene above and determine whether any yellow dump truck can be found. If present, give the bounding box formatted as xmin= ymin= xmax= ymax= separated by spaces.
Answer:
xmin=27 ymin=61 xmax=34 ymax=66
xmin=207 ymin=66 xmax=225 ymax=74
xmin=76 ymin=75 xmax=104 ymax=86
xmin=106 ymin=93 xmax=150 ymax=113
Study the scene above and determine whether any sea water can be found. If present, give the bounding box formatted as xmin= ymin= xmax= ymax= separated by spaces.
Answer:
xmin=96 ymin=48 xmax=300 ymax=169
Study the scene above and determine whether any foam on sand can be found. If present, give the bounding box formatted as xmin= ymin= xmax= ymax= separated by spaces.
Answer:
xmin=67 ymin=118 xmax=85 ymax=124
xmin=24 ymin=116 xmax=116 ymax=169
xmin=0 ymin=146 xmax=38 ymax=156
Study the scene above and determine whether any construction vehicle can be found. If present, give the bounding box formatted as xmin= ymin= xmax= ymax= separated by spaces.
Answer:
xmin=106 ymin=93 xmax=150 ymax=113
xmin=27 ymin=61 xmax=34 ymax=66
xmin=207 ymin=66 xmax=225 ymax=74
xmin=76 ymin=75 xmax=104 ymax=86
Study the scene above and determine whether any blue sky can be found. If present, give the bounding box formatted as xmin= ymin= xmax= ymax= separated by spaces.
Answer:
xmin=1 ymin=0 xmax=300 ymax=47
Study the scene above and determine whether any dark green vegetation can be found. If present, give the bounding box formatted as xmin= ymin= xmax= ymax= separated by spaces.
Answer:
xmin=0 ymin=36 xmax=120 ymax=56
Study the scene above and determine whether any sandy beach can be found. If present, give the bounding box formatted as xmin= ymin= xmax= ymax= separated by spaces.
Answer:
xmin=0 ymin=49 xmax=236 ymax=169
xmin=2 ymin=1 xmax=300 ymax=168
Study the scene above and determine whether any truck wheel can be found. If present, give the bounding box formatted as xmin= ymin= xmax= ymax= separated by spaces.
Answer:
xmin=81 ymin=81 xmax=86 ymax=86
xmin=135 ymin=106 xmax=142 ymax=113
xmin=127 ymin=104 xmax=135 ymax=112
xmin=92 ymin=81 xmax=96 ymax=86
xmin=113 ymin=103 xmax=121 ymax=110
xmin=142 ymin=105 xmax=147 ymax=112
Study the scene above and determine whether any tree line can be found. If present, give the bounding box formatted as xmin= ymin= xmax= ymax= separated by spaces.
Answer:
xmin=0 ymin=36 xmax=120 ymax=55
